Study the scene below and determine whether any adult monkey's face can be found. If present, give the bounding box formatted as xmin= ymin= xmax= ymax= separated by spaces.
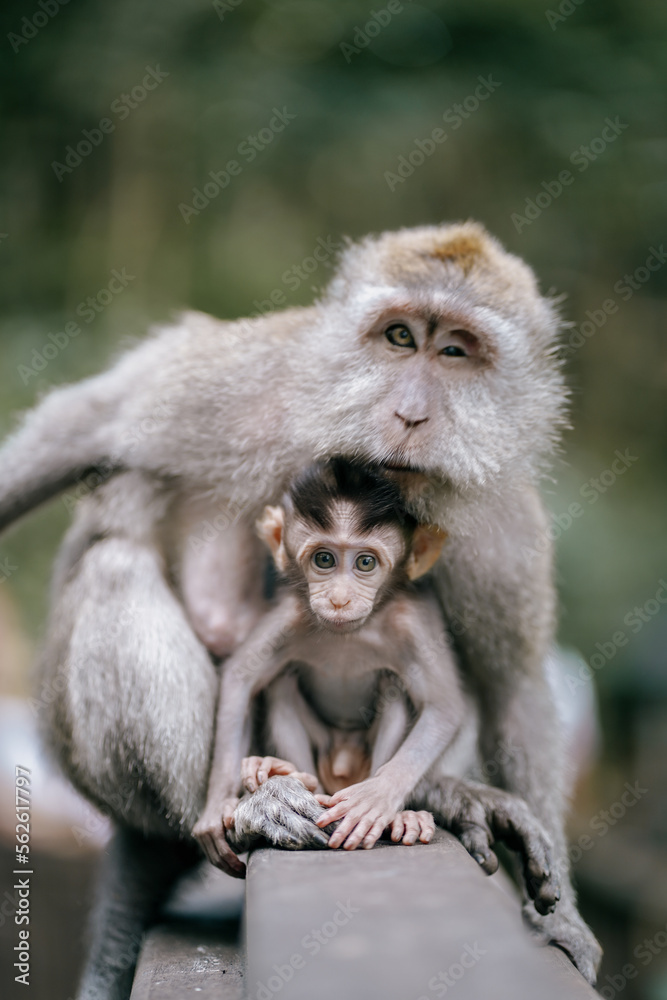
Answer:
xmin=305 ymin=221 xmax=567 ymax=502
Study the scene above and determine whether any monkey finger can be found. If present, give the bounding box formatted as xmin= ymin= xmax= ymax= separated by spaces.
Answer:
xmin=390 ymin=814 xmax=406 ymax=842
xmin=343 ymin=815 xmax=378 ymax=851
xmin=417 ymin=811 xmax=435 ymax=843
xmin=327 ymin=811 xmax=365 ymax=848
xmin=400 ymin=811 xmax=421 ymax=846
xmin=316 ymin=800 xmax=355 ymax=828
xmin=492 ymin=808 xmax=559 ymax=913
xmin=240 ymin=756 xmax=263 ymax=792
xmin=257 ymin=756 xmax=296 ymax=786
xmin=222 ymin=800 xmax=239 ymax=828
xmin=515 ymin=834 xmax=559 ymax=914
xmin=291 ymin=770 xmax=319 ymax=793
xmin=458 ymin=824 xmax=499 ymax=875
xmin=201 ymin=832 xmax=246 ymax=879
xmin=362 ymin=819 xmax=387 ymax=850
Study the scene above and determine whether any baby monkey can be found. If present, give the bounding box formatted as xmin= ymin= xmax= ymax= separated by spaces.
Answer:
xmin=194 ymin=458 xmax=466 ymax=875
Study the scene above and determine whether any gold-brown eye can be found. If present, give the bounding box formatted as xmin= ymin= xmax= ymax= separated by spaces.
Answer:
xmin=355 ymin=554 xmax=377 ymax=572
xmin=313 ymin=550 xmax=335 ymax=569
xmin=385 ymin=324 xmax=416 ymax=348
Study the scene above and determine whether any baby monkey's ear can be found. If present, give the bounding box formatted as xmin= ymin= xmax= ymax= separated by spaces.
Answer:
xmin=256 ymin=505 xmax=289 ymax=572
xmin=405 ymin=524 xmax=448 ymax=580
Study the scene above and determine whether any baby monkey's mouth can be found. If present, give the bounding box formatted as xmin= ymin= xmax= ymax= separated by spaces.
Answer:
xmin=317 ymin=614 xmax=367 ymax=634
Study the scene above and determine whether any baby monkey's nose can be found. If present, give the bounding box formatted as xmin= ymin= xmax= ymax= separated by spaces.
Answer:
xmin=330 ymin=597 xmax=350 ymax=610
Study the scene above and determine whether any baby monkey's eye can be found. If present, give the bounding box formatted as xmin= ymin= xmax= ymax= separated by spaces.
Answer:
xmin=355 ymin=554 xmax=377 ymax=572
xmin=385 ymin=324 xmax=416 ymax=349
xmin=313 ymin=550 xmax=336 ymax=569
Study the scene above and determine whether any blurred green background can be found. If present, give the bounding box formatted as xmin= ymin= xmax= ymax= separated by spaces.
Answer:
xmin=0 ymin=0 xmax=666 ymax=996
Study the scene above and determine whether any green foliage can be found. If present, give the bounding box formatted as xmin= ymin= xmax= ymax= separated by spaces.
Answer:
xmin=0 ymin=0 xmax=665 ymax=668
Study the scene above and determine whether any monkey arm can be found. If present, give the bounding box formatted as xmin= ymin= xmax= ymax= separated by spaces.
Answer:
xmin=435 ymin=488 xmax=561 ymax=829
xmin=369 ymin=683 xmax=412 ymax=773
xmin=193 ymin=594 xmax=301 ymax=873
xmin=0 ymin=373 xmax=127 ymax=532
xmin=434 ymin=489 xmax=602 ymax=981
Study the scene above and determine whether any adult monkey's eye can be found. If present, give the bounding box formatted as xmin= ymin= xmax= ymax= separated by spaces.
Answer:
xmin=385 ymin=324 xmax=416 ymax=348
xmin=441 ymin=345 xmax=467 ymax=357
xmin=355 ymin=554 xmax=377 ymax=572
xmin=313 ymin=550 xmax=336 ymax=569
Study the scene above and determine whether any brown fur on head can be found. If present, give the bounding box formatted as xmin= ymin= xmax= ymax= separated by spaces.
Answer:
xmin=429 ymin=231 xmax=487 ymax=273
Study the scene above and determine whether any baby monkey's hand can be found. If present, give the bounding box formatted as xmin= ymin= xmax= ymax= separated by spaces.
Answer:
xmin=316 ymin=778 xmax=434 ymax=851
xmin=390 ymin=810 xmax=435 ymax=846
xmin=240 ymin=755 xmax=318 ymax=794
xmin=193 ymin=796 xmax=245 ymax=878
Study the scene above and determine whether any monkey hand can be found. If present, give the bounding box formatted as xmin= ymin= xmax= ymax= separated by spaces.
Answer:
xmin=240 ymin=755 xmax=318 ymax=794
xmin=192 ymin=797 xmax=246 ymax=879
xmin=316 ymin=777 xmax=406 ymax=850
xmin=390 ymin=810 xmax=436 ymax=846
xmin=228 ymin=776 xmax=332 ymax=852
xmin=423 ymin=777 xmax=561 ymax=917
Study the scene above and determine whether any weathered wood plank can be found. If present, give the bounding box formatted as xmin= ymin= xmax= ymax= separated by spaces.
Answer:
xmin=130 ymin=919 xmax=244 ymax=1000
xmin=245 ymin=829 xmax=599 ymax=1000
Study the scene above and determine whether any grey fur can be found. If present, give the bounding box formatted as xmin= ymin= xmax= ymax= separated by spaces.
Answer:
xmin=0 ymin=222 xmax=600 ymax=990
xmin=226 ymin=776 xmax=337 ymax=852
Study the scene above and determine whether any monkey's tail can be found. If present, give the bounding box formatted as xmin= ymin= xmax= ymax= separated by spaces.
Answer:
xmin=0 ymin=373 xmax=125 ymax=534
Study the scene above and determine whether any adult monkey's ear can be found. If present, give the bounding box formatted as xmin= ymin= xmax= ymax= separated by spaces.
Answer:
xmin=405 ymin=525 xmax=448 ymax=580
xmin=256 ymin=506 xmax=289 ymax=572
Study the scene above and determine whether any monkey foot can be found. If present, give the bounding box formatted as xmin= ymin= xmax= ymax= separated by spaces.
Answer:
xmin=419 ymin=777 xmax=561 ymax=917
xmin=228 ymin=776 xmax=335 ymax=854
xmin=523 ymin=899 xmax=603 ymax=985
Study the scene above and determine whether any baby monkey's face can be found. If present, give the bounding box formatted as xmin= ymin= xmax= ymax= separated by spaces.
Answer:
xmin=257 ymin=500 xmax=407 ymax=633
xmin=290 ymin=504 xmax=406 ymax=632
xmin=258 ymin=490 xmax=446 ymax=634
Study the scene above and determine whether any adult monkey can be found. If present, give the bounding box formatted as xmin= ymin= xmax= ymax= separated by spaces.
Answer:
xmin=0 ymin=222 xmax=601 ymax=992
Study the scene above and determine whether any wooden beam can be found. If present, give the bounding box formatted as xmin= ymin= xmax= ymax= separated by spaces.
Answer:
xmin=245 ymin=829 xmax=598 ymax=1000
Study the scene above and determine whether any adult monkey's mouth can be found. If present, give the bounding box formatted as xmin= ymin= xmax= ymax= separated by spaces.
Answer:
xmin=381 ymin=461 xmax=422 ymax=472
